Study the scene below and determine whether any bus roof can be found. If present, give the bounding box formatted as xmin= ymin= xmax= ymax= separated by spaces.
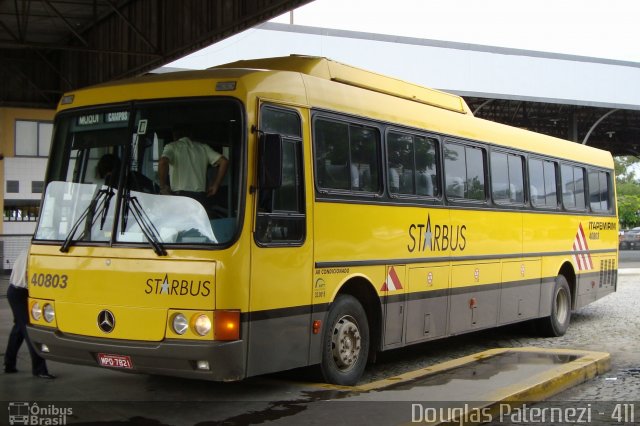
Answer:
xmin=57 ymin=55 xmax=612 ymax=169
xmin=214 ymin=55 xmax=471 ymax=115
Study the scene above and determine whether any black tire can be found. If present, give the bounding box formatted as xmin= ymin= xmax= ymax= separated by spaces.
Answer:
xmin=537 ymin=275 xmax=572 ymax=337
xmin=320 ymin=294 xmax=369 ymax=386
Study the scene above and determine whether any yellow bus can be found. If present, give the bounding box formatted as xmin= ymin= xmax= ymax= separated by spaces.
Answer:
xmin=26 ymin=55 xmax=618 ymax=385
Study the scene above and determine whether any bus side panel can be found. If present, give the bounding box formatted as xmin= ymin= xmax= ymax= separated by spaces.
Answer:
xmin=499 ymin=260 xmax=541 ymax=324
xmin=382 ymin=265 xmax=406 ymax=348
xmin=576 ymin=271 xmax=598 ymax=308
xmin=246 ymin=313 xmax=313 ymax=376
xmin=595 ymin=256 xmax=618 ymax=297
xmin=449 ymin=262 xmax=501 ymax=334
xmin=575 ymin=254 xmax=618 ymax=310
xmin=447 ymin=207 xmax=521 ymax=335
xmin=405 ymin=265 xmax=449 ymax=344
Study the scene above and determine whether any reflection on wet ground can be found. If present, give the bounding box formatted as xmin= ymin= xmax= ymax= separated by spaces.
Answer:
xmin=378 ymin=351 xmax=580 ymax=396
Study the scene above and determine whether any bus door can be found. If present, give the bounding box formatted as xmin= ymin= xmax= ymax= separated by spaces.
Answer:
xmin=247 ymin=103 xmax=313 ymax=376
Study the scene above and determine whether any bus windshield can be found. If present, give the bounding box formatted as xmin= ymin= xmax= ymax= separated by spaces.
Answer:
xmin=35 ymin=99 xmax=243 ymax=248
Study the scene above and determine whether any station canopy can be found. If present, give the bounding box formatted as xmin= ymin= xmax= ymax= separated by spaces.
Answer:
xmin=0 ymin=0 xmax=312 ymax=107
xmin=1 ymin=1 xmax=638 ymax=156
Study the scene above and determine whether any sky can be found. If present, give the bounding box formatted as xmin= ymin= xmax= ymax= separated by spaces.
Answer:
xmin=170 ymin=0 xmax=640 ymax=68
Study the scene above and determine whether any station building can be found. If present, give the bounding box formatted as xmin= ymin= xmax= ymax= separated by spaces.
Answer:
xmin=0 ymin=107 xmax=53 ymax=267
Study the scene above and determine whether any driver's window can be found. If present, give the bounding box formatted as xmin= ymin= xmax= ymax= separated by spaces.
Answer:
xmin=256 ymin=106 xmax=305 ymax=245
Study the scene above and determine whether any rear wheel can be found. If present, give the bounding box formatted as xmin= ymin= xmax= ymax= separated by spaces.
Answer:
xmin=320 ymin=295 xmax=369 ymax=386
xmin=537 ymin=274 xmax=571 ymax=337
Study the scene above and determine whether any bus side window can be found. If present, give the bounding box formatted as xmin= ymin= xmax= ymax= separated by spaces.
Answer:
xmin=315 ymin=119 xmax=350 ymax=190
xmin=589 ymin=170 xmax=611 ymax=212
xmin=561 ymin=163 xmax=586 ymax=210
xmin=529 ymin=158 xmax=544 ymax=206
xmin=351 ymin=126 xmax=380 ymax=192
xmin=529 ymin=158 xmax=558 ymax=209
xmin=388 ymin=131 xmax=438 ymax=197
xmin=491 ymin=151 xmax=524 ymax=205
xmin=445 ymin=142 xmax=486 ymax=201
xmin=415 ymin=136 xmax=437 ymax=197
xmin=387 ymin=132 xmax=412 ymax=194
xmin=314 ymin=118 xmax=380 ymax=193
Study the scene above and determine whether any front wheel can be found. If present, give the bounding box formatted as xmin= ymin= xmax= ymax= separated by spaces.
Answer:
xmin=537 ymin=274 xmax=572 ymax=337
xmin=320 ymin=295 xmax=370 ymax=386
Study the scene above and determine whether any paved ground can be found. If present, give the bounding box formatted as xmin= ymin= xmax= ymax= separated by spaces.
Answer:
xmin=0 ymin=262 xmax=637 ymax=425
xmin=618 ymin=249 xmax=640 ymax=268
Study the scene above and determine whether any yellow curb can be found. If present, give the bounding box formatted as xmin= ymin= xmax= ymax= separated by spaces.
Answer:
xmin=485 ymin=349 xmax=610 ymax=402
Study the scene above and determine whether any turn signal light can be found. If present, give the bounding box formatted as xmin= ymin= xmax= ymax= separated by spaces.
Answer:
xmin=214 ymin=310 xmax=240 ymax=341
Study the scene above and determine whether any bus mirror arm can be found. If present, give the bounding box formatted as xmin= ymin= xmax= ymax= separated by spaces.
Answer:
xmin=258 ymin=133 xmax=283 ymax=190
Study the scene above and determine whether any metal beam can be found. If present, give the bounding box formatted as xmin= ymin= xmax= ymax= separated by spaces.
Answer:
xmin=0 ymin=40 xmax=161 ymax=56
xmin=582 ymin=109 xmax=619 ymax=145
xmin=33 ymin=49 xmax=72 ymax=88
xmin=102 ymin=0 xmax=158 ymax=53
xmin=41 ymin=0 xmax=89 ymax=46
xmin=473 ymin=98 xmax=493 ymax=115
xmin=0 ymin=17 xmax=20 ymax=41
xmin=14 ymin=0 xmax=32 ymax=42
xmin=4 ymin=61 xmax=53 ymax=103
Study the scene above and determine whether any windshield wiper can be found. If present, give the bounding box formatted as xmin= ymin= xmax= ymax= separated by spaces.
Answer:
xmin=121 ymin=190 xmax=167 ymax=256
xmin=60 ymin=186 xmax=114 ymax=253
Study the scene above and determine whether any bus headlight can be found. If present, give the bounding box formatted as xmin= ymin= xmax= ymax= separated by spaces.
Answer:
xmin=193 ymin=314 xmax=212 ymax=336
xmin=31 ymin=302 xmax=42 ymax=321
xmin=43 ymin=304 xmax=55 ymax=323
xmin=172 ymin=313 xmax=188 ymax=335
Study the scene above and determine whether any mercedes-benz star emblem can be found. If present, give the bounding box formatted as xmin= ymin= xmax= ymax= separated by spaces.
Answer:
xmin=97 ymin=310 xmax=115 ymax=333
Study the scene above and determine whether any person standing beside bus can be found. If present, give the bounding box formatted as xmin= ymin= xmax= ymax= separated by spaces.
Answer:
xmin=4 ymin=250 xmax=55 ymax=379
xmin=158 ymin=125 xmax=229 ymax=205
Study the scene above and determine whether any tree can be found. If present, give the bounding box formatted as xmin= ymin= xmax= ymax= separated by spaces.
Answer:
xmin=614 ymin=156 xmax=639 ymax=185
xmin=618 ymin=196 xmax=640 ymax=229
xmin=614 ymin=156 xmax=640 ymax=229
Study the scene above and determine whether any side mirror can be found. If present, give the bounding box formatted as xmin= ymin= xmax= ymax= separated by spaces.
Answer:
xmin=258 ymin=133 xmax=283 ymax=189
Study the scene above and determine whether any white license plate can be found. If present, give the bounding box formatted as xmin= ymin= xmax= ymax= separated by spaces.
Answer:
xmin=97 ymin=353 xmax=133 ymax=369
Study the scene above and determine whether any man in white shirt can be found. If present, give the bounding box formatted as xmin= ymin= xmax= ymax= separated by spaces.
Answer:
xmin=4 ymin=250 xmax=54 ymax=378
xmin=158 ymin=125 xmax=228 ymax=206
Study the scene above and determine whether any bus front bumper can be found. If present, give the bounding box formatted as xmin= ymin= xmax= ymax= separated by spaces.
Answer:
xmin=26 ymin=325 xmax=246 ymax=381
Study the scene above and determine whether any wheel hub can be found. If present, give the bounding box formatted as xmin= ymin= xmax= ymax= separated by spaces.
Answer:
xmin=331 ymin=315 xmax=361 ymax=370
xmin=556 ymin=288 xmax=569 ymax=324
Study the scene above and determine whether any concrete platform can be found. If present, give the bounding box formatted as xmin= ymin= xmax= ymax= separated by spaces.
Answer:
xmin=349 ymin=347 xmax=610 ymax=399
xmin=209 ymin=347 xmax=610 ymax=425
xmin=319 ymin=347 xmax=611 ymax=425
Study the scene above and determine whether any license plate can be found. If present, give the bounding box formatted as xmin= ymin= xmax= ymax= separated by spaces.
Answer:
xmin=97 ymin=353 xmax=133 ymax=369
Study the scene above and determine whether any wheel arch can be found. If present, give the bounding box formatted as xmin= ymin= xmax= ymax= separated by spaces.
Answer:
xmin=335 ymin=276 xmax=382 ymax=362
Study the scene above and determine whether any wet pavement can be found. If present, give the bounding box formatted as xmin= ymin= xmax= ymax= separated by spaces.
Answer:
xmin=0 ymin=346 xmax=610 ymax=425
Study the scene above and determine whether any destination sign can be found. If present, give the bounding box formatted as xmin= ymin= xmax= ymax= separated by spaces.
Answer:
xmin=77 ymin=111 xmax=129 ymax=126
xmin=77 ymin=114 xmax=100 ymax=126
xmin=105 ymin=111 xmax=129 ymax=123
